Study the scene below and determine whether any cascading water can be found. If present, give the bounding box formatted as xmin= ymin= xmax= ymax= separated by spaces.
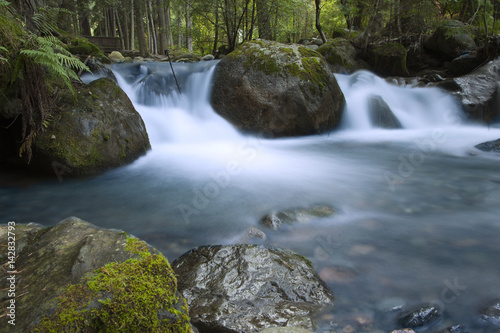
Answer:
xmin=3 ymin=60 xmax=500 ymax=332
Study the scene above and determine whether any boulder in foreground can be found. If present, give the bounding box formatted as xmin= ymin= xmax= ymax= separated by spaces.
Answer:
xmin=172 ymin=244 xmax=334 ymax=332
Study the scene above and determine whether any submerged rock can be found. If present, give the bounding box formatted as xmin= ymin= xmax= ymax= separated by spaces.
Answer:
xmin=368 ymin=95 xmax=402 ymax=129
xmin=0 ymin=217 xmax=191 ymax=332
xmin=260 ymin=204 xmax=335 ymax=230
xmin=172 ymin=244 xmax=334 ymax=332
xmin=397 ymin=304 xmax=441 ymax=329
xmin=31 ymin=78 xmax=150 ymax=176
xmin=478 ymin=299 xmax=500 ymax=327
xmin=211 ymin=39 xmax=345 ymax=138
xmin=475 ymin=138 xmax=500 ymax=153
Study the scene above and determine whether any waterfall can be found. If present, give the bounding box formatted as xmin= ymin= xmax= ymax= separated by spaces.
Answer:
xmin=112 ymin=61 xmax=241 ymax=144
xmin=334 ymin=70 xmax=466 ymax=131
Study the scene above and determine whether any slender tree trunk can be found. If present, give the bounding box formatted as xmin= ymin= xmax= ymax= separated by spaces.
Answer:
xmin=134 ymin=0 xmax=148 ymax=56
xmin=165 ymin=0 xmax=173 ymax=47
xmin=177 ymin=4 xmax=183 ymax=47
xmin=123 ymin=8 xmax=130 ymax=50
xmin=315 ymin=0 xmax=327 ymax=43
xmin=147 ymin=0 xmax=157 ymax=54
xmin=130 ymin=0 xmax=135 ymax=50
xmin=115 ymin=8 xmax=124 ymax=50
xmin=256 ymin=0 xmax=271 ymax=39
xmin=158 ymin=0 xmax=168 ymax=53
xmin=213 ymin=4 xmax=219 ymax=54
xmin=186 ymin=0 xmax=193 ymax=52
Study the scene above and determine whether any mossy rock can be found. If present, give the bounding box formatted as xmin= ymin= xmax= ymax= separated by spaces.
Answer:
xmin=211 ymin=39 xmax=345 ymax=137
xmin=373 ymin=43 xmax=409 ymax=76
xmin=31 ymin=78 xmax=150 ymax=176
xmin=61 ymin=35 xmax=104 ymax=57
xmin=0 ymin=217 xmax=192 ymax=332
xmin=317 ymin=38 xmax=359 ymax=71
xmin=424 ymin=20 xmax=477 ymax=60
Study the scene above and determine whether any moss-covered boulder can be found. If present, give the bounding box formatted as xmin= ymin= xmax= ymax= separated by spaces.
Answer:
xmin=211 ymin=39 xmax=345 ymax=137
xmin=172 ymin=244 xmax=334 ymax=332
xmin=424 ymin=20 xmax=477 ymax=60
xmin=31 ymin=78 xmax=150 ymax=176
xmin=317 ymin=38 xmax=361 ymax=72
xmin=60 ymin=34 xmax=104 ymax=57
xmin=373 ymin=43 xmax=409 ymax=76
xmin=0 ymin=217 xmax=191 ymax=332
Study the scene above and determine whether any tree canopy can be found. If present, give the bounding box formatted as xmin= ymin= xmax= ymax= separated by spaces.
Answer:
xmin=8 ymin=0 xmax=500 ymax=57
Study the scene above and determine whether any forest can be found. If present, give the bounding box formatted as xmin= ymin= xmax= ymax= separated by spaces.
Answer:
xmin=8 ymin=0 xmax=500 ymax=58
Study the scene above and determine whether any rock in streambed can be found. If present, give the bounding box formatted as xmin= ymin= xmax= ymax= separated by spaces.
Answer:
xmin=172 ymin=244 xmax=334 ymax=332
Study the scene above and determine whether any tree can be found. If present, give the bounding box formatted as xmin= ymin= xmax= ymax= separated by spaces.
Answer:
xmin=134 ymin=0 xmax=148 ymax=56
xmin=315 ymin=0 xmax=327 ymax=43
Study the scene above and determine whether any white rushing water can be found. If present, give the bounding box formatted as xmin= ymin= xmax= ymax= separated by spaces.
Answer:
xmin=4 ymin=60 xmax=500 ymax=332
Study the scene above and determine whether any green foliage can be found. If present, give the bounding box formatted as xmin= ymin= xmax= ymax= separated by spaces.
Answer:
xmin=15 ymin=35 xmax=90 ymax=97
xmin=0 ymin=46 xmax=8 ymax=64
xmin=34 ymin=237 xmax=191 ymax=333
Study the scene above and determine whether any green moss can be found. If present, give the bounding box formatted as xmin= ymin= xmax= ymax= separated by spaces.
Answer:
xmin=298 ymin=46 xmax=322 ymax=58
xmin=374 ymin=43 xmax=406 ymax=56
xmin=60 ymin=34 xmax=104 ymax=57
xmin=33 ymin=237 xmax=191 ymax=333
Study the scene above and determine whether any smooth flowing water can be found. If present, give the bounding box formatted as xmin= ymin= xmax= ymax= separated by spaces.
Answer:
xmin=2 ymin=61 xmax=500 ymax=332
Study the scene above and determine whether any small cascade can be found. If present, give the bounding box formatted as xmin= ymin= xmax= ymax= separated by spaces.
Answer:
xmin=112 ymin=61 xmax=241 ymax=144
xmin=335 ymin=71 xmax=466 ymax=131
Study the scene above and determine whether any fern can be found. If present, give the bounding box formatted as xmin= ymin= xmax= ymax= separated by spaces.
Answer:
xmin=0 ymin=45 xmax=7 ymax=64
xmin=17 ymin=36 xmax=90 ymax=97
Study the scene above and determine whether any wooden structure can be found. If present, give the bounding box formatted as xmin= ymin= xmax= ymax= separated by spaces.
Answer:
xmin=85 ymin=36 xmax=122 ymax=52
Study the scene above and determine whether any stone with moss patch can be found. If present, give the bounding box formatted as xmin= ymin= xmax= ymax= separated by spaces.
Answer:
xmin=424 ymin=20 xmax=477 ymax=60
xmin=317 ymin=38 xmax=360 ymax=72
xmin=31 ymin=78 xmax=150 ymax=176
xmin=0 ymin=217 xmax=191 ymax=333
xmin=211 ymin=39 xmax=345 ymax=137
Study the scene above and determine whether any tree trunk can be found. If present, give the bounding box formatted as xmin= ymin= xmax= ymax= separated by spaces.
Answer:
xmin=134 ymin=0 xmax=148 ymax=57
xmin=77 ymin=2 xmax=92 ymax=36
xmin=256 ymin=0 xmax=271 ymax=39
xmin=315 ymin=0 xmax=327 ymax=43
xmin=158 ymin=0 xmax=168 ymax=53
xmin=147 ymin=0 xmax=157 ymax=54
xmin=130 ymin=0 xmax=135 ymax=50
xmin=213 ymin=4 xmax=219 ymax=54
xmin=123 ymin=8 xmax=130 ymax=50
xmin=165 ymin=0 xmax=173 ymax=48
xmin=186 ymin=0 xmax=193 ymax=52
xmin=115 ymin=8 xmax=124 ymax=50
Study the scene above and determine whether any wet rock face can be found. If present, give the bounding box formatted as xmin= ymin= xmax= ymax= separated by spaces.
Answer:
xmin=397 ymin=305 xmax=441 ymax=329
xmin=475 ymin=138 xmax=500 ymax=153
xmin=211 ymin=39 xmax=345 ymax=138
xmin=260 ymin=204 xmax=335 ymax=230
xmin=478 ymin=299 xmax=500 ymax=327
xmin=367 ymin=95 xmax=402 ymax=129
xmin=172 ymin=244 xmax=334 ymax=332
xmin=435 ymin=58 xmax=500 ymax=124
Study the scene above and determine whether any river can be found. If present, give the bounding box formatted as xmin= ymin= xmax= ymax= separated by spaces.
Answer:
xmin=1 ymin=60 xmax=500 ymax=332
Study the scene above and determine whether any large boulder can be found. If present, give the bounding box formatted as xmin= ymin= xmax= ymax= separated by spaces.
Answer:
xmin=424 ymin=20 xmax=477 ymax=60
xmin=434 ymin=58 xmax=500 ymax=123
xmin=172 ymin=244 xmax=334 ymax=332
xmin=211 ymin=39 xmax=345 ymax=137
xmin=31 ymin=78 xmax=150 ymax=176
xmin=368 ymin=95 xmax=402 ymax=129
xmin=0 ymin=217 xmax=191 ymax=332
